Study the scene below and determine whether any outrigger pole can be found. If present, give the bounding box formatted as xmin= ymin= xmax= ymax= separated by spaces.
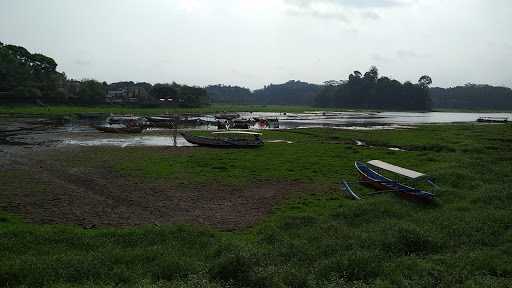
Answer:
xmin=340 ymin=179 xmax=410 ymax=200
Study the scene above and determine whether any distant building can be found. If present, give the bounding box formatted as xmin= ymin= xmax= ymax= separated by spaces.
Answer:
xmin=127 ymin=86 xmax=150 ymax=103
xmin=106 ymin=86 xmax=151 ymax=104
xmin=106 ymin=90 xmax=128 ymax=103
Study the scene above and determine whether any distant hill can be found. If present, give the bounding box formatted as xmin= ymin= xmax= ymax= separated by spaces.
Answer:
xmin=252 ymin=80 xmax=322 ymax=106
xmin=431 ymin=84 xmax=512 ymax=110
xmin=206 ymin=85 xmax=252 ymax=104
xmin=206 ymin=80 xmax=322 ymax=106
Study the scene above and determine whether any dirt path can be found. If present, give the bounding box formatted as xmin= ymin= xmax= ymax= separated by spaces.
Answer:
xmin=0 ymin=145 xmax=315 ymax=230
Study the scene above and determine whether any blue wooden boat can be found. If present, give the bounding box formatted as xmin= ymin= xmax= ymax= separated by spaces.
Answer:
xmin=354 ymin=161 xmax=435 ymax=203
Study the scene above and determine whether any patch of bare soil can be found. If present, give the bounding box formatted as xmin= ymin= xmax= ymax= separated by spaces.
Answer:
xmin=0 ymin=147 xmax=316 ymax=230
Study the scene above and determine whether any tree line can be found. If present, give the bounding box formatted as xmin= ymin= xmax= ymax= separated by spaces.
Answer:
xmin=315 ymin=66 xmax=432 ymax=111
xmin=206 ymin=80 xmax=322 ymax=106
xmin=0 ymin=42 xmax=209 ymax=107
xmin=207 ymin=69 xmax=433 ymax=111
xmin=431 ymin=84 xmax=512 ymax=110
xmin=206 ymin=85 xmax=252 ymax=104
xmin=3 ymin=42 xmax=511 ymax=110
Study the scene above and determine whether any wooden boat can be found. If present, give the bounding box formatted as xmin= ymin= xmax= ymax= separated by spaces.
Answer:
xmin=354 ymin=161 xmax=434 ymax=203
xmin=476 ymin=117 xmax=508 ymax=123
xmin=147 ymin=116 xmax=206 ymax=127
xmin=94 ymin=124 xmax=144 ymax=133
xmin=180 ymin=131 xmax=263 ymax=148
xmin=217 ymin=121 xmax=230 ymax=130
xmin=107 ymin=116 xmax=143 ymax=125
xmin=146 ymin=116 xmax=174 ymax=123
xmin=145 ymin=116 xmax=175 ymax=128
xmin=214 ymin=113 xmax=240 ymax=120
xmin=231 ymin=119 xmax=252 ymax=129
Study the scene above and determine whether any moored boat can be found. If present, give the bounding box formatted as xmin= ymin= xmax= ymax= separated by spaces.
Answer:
xmin=354 ymin=161 xmax=434 ymax=203
xmin=214 ymin=113 xmax=240 ymax=120
xmin=145 ymin=116 xmax=175 ymax=128
xmin=107 ymin=115 xmax=143 ymax=125
xmin=94 ymin=124 xmax=144 ymax=133
xmin=476 ymin=117 xmax=508 ymax=123
xmin=231 ymin=119 xmax=252 ymax=129
xmin=181 ymin=131 xmax=264 ymax=148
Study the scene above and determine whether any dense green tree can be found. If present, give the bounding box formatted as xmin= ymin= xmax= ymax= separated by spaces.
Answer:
xmin=178 ymin=85 xmax=208 ymax=107
xmin=77 ymin=80 xmax=106 ymax=104
xmin=206 ymin=85 xmax=252 ymax=104
xmin=315 ymin=66 xmax=432 ymax=111
xmin=251 ymin=80 xmax=322 ymax=105
xmin=0 ymin=42 xmax=65 ymax=103
xmin=11 ymin=87 xmax=42 ymax=100
xmin=363 ymin=66 xmax=379 ymax=83
xmin=418 ymin=75 xmax=432 ymax=88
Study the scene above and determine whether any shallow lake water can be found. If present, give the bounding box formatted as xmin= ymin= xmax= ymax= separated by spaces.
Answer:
xmin=237 ymin=111 xmax=511 ymax=129
xmin=1 ymin=111 xmax=509 ymax=148
xmin=62 ymin=135 xmax=196 ymax=147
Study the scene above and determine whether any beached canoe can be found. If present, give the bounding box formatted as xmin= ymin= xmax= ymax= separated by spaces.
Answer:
xmin=354 ymin=161 xmax=434 ymax=203
xmin=181 ymin=131 xmax=263 ymax=148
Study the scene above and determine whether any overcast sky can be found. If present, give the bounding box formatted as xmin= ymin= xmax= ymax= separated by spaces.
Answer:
xmin=1 ymin=0 xmax=511 ymax=89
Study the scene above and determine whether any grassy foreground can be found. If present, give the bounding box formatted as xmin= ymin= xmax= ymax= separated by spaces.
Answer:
xmin=1 ymin=124 xmax=512 ymax=287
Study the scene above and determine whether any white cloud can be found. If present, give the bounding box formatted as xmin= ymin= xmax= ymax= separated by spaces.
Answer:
xmin=283 ymin=0 xmax=413 ymax=23
xmin=285 ymin=0 xmax=412 ymax=9
xmin=1 ymin=0 xmax=511 ymax=89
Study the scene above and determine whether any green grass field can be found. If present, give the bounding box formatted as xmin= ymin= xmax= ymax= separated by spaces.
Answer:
xmin=1 ymin=124 xmax=512 ymax=287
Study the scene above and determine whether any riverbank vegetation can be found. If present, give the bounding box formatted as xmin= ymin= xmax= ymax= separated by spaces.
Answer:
xmin=1 ymin=124 xmax=511 ymax=287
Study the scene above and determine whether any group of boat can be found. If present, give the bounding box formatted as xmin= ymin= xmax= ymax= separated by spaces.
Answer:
xmin=94 ymin=114 xmax=280 ymax=133
xmin=216 ymin=118 xmax=279 ymax=130
xmin=92 ymin=115 xmax=268 ymax=148
xmin=92 ymin=114 xmax=447 ymax=204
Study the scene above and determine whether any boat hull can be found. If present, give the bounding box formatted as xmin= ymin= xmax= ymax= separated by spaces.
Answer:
xmin=355 ymin=161 xmax=434 ymax=203
xmin=477 ymin=117 xmax=508 ymax=123
xmin=180 ymin=133 xmax=263 ymax=148
xmin=94 ymin=125 xmax=144 ymax=133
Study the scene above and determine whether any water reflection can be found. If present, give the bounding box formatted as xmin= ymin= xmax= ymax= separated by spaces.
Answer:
xmin=65 ymin=111 xmax=511 ymax=131
xmin=63 ymin=135 xmax=196 ymax=147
